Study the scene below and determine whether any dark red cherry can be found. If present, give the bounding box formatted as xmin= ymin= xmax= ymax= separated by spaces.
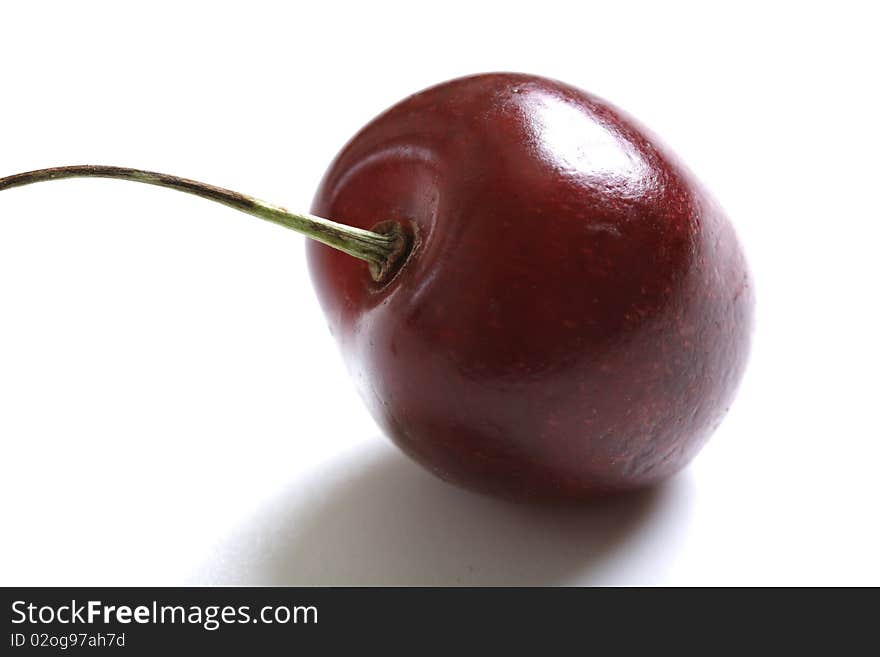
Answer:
xmin=0 ymin=73 xmax=753 ymax=503
xmin=307 ymin=73 xmax=753 ymax=501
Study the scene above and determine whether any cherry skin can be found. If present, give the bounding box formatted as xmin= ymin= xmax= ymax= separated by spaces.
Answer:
xmin=308 ymin=72 xmax=753 ymax=502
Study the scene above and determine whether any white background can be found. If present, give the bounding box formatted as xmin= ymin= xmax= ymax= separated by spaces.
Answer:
xmin=1 ymin=1 xmax=877 ymax=586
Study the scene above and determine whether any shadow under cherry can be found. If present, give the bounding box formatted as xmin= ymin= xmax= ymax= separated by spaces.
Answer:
xmin=204 ymin=444 xmax=695 ymax=586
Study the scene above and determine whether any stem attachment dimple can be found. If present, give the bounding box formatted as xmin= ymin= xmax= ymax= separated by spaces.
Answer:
xmin=0 ymin=165 xmax=411 ymax=283
xmin=367 ymin=220 xmax=413 ymax=284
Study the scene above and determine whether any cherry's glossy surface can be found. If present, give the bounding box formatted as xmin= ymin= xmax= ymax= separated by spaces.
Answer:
xmin=307 ymin=73 xmax=753 ymax=501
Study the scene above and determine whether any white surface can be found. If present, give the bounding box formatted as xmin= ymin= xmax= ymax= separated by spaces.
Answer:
xmin=1 ymin=1 xmax=878 ymax=586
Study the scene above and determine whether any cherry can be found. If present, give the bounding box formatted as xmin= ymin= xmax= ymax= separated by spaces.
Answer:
xmin=0 ymin=73 xmax=752 ymax=502
xmin=308 ymin=73 xmax=753 ymax=500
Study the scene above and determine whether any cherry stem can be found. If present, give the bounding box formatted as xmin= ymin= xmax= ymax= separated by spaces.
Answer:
xmin=0 ymin=165 xmax=409 ymax=282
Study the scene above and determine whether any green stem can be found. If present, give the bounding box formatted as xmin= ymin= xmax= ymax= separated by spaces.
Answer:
xmin=0 ymin=165 xmax=410 ymax=282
